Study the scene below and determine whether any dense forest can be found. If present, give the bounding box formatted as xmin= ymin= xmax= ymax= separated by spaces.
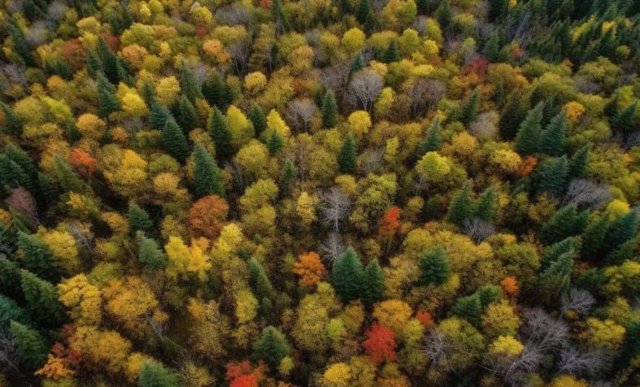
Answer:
xmin=0 ymin=0 xmax=640 ymax=385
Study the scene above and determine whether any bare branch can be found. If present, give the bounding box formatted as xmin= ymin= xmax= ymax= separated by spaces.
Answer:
xmin=319 ymin=187 xmax=351 ymax=232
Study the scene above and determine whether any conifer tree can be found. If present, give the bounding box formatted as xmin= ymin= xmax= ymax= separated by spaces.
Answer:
xmin=97 ymin=37 xmax=120 ymax=84
xmin=356 ymin=0 xmax=372 ymax=27
xmin=539 ymin=205 xmax=589 ymax=245
xmin=419 ymin=247 xmax=450 ymax=285
xmin=416 ymin=0 xmax=429 ymax=15
xmin=476 ymin=285 xmax=500 ymax=307
xmin=447 ymin=182 xmax=473 ymax=226
xmin=128 ymin=203 xmax=154 ymax=236
xmin=604 ymin=92 xmax=619 ymax=118
xmin=267 ymin=131 xmax=284 ymax=155
xmin=249 ymin=258 xmax=275 ymax=302
xmin=604 ymin=210 xmax=638 ymax=253
xmin=9 ymin=20 xmax=35 ymax=67
xmin=534 ymin=156 xmax=570 ymax=197
xmin=382 ymin=41 xmax=400 ymax=63
xmin=53 ymin=156 xmax=84 ymax=193
xmin=138 ymin=361 xmax=180 ymax=387
xmin=456 ymin=89 xmax=480 ymax=125
xmin=162 ymin=118 xmax=190 ymax=162
xmin=451 ymin=294 xmax=482 ymax=325
xmin=209 ymin=108 xmax=234 ymax=161
xmin=20 ymin=270 xmax=64 ymax=326
xmin=418 ymin=118 xmax=442 ymax=155
xmin=180 ymin=64 xmax=203 ymax=102
xmin=617 ymin=319 xmax=640 ymax=372
xmin=86 ymin=50 xmax=102 ymax=78
xmin=0 ymin=255 xmax=20 ymax=297
xmin=612 ymin=101 xmax=638 ymax=133
xmin=17 ymin=232 xmax=60 ymax=283
xmin=98 ymin=86 xmax=120 ymax=118
xmin=176 ymin=95 xmax=199 ymax=132
xmin=536 ymin=252 xmax=573 ymax=305
xmin=202 ymin=73 xmax=235 ymax=110
xmin=331 ymin=248 xmax=364 ymax=302
xmin=279 ymin=160 xmax=298 ymax=196
xmin=488 ymin=0 xmax=508 ymax=21
xmin=248 ymin=104 xmax=267 ymax=136
xmin=273 ymin=0 xmax=290 ymax=33
xmin=581 ymin=214 xmax=608 ymax=259
xmin=193 ymin=144 xmax=225 ymax=199
xmin=435 ymin=0 xmax=453 ymax=32
xmin=539 ymin=111 xmax=567 ymax=156
xmin=252 ymin=326 xmax=291 ymax=370
xmin=569 ymin=144 xmax=590 ymax=179
xmin=0 ymin=294 xmax=30 ymax=327
xmin=136 ymin=231 xmax=168 ymax=270
xmin=149 ymin=100 xmax=171 ymax=130
xmin=10 ymin=321 xmax=47 ymax=370
xmin=339 ymin=133 xmax=357 ymax=174
xmin=474 ymin=187 xmax=497 ymax=222
xmin=362 ymin=259 xmax=384 ymax=309
xmin=514 ymin=102 xmax=544 ymax=156
xmin=4 ymin=143 xmax=38 ymax=193
xmin=0 ymin=103 xmax=23 ymax=136
xmin=321 ymin=90 xmax=338 ymax=128
xmin=499 ymin=91 xmax=528 ymax=140
xmin=540 ymin=237 xmax=579 ymax=270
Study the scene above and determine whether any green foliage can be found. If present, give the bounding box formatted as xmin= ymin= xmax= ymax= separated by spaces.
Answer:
xmin=419 ymin=247 xmax=450 ymax=285
xmin=473 ymin=187 xmax=497 ymax=222
xmin=162 ymin=118 xmax=190 ymax=162
xmin=248 ymin=105 xmax=267 ymax=136
xmin=193 ymin=144 xmax=225 ymax=198
xmin=604 ymin=210 xmax=638 ymax=253
xmin=447 ymin=182 xmax=473 ymax=226
xmin=267 ymin=131 xmax=284 ymax=155
xmin=252 ymin=326 xmax=291 ymax=369
xmin=569 ymin=144 xmax=591 ymax=179
xmin=451 ymin=294 xmax=482 ymax=325
xmin=20 ymin=270 xmax=64 ymax=327
xmin=138 ymin=361 xmax=180 ymax=387
xmin=0 ymin=294 xmax=30 ymax=328
xmin=339 ymin=133 xmax=357 ymax=174
xmin=10 ymin=321 xmax=47 ymax=370
xmin=128 ymin=203 xmax=154 ymax=236
xmin=331 ymin=248 xmax=364 ymax=302
xmin=136 ymin=232 xmax=168 ymax=270
xmin=176 ymin=95 xmax=200 ymax=132
xmin=249 ymin=258 xmax=275 ymax=302
xmin=418 ymin=118 xmax=442 ymax=154
xmin=202 ymin=73 xmax=235 ymax=110
xmin=321 ymin=90 xmax=338 ymax=128
xmin=455 ymin=90 xmax=480 ymax=125
xmin=533 ymin=156 xmax=570 ymax=197
xmin=514 ymin=103 xmax=544 ymax=156
xmin=500 ymin=91 xmax=529 ymax=140
xmin=17 ymin=232 xmax=60 ymax=283
xmin=539 ymin=206 xmax=589 ymax=245
xmin=362 ymin=259 xmax=384 ymax=309
xmin=209 ymin=108 xmax=234 ymax=161
xmin=539 ymin=111 xmax=567 ymax=156
xmin=180 ymin=64 xmax=204 ymax=102
xmin=0 ymin=103 xmax=22 ymax=136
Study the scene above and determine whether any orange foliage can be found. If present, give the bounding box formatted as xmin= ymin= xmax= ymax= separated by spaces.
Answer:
xmin=35 ymin=355 xmax=75 ymax=379
xmin=516 ymin=155 xmax=537 ymax=177
xmin=195 ymin=26 xmax=208 ymax=37
xmin=415 ymin=310 xmax=434 ymax=330
xmin=362 ymin=323 xmax=397 ymax=364
xmin=501 ymin=276 xmax=519 ymax=298
xmin=188 ymin=195 xmax=230 ymax=239
xmin=68 ymin=148 xmax=97 ymax=176
xmin=293 ymin=251 xmax=326 ymax=287
xmin=260 ymin=0 xmax=271 ymax=8
xmin=225 ymin=361 xmax=266 ymax=387
xmin=59 ymin=39 xmax=86 ymax=70
xmin=379 ymin=206 xmax=401 ymax=238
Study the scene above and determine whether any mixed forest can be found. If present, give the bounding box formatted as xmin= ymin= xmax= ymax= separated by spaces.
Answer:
xmin=1 ymin=0 xmax=640 ymax=385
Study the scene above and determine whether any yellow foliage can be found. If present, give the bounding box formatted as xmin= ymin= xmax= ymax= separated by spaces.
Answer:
xmin=58 ymin=274 xmax=102 ymax=326
xmin=322 ymin=363 xmax=351 ymax=387
xmin=227 ymin=105 xmax=255 ymax=149
xmin=76 ymin=113 xmax=106 ymax=139
xmin=606 ymin=199 xmax=630 ymax=219
xmin=481 ymin=300 xmax=521 ymax=338
xmin=155 ymin=76 xmax=181 ymax=106
xmin=235 ymin=289 xmax=258 ymax=324
xmin=244 ymin=71 xmax=268 ymax=94
xmin=415 ymin=151 xmax=452 ymax=183
xmin=165 ymin=236 xmax=212 ymax=281
xmin=489 ymin=148 xmax=522 ymax=174
xmin=586 ymin=318 xmax=625 ymax=350
xmin=296 ymin=192 xmax=318 ymax=227
xmin=549 ymin=374 xmax=589 ymax=387
xmin=266 ymin=109 xmax=291 ymax=138
xmin=103 ymin=276 xmax=166 ymax=335
xmin=214 ymin=223 xmax=244 ymax=255
xmin=488 ymin=335 xmax=524 ymax=358
xmin=342 ymin=28 xmax=366 ymax=52
xmin=124 ymin=352 xmax=154 ymax=382
xmin=202 ymin=39 xmax=230 ymax=64
xmin=70 ymin=326 xmax=131 ymax=374
xmin=39 ymin=227 xmax=81 ymax=273
xmin=347 ymin=110 xmax=372 ymax=139
xmin=373 ymin=300 xmax=413 ymax=334
xmin=564 ymin=101 xmax=585 ymax=123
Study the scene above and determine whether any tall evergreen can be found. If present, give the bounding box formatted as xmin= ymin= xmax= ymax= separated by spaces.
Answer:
xmin=0 ymin=255 xmax=20 ymax=297
xmin=533 ymin=156 xmax=570 ymax=197
xmin=514 ymin=102 xmax=544 ymax=156
xmin=456 ymin=89 xmax=480 ymax=125
xmin=499 ymin=91 xmax=528 ymax=140
xmin=339 ymin=133 xmax=357 ymax=174
xmin=488 ymin=0 xmax=508 ymax=21
xmin=97 ymin=37 xmax=120 ymax=84
xmin=252 ymin=326 xmax=290 ymax=370
xmin=331 ymin=248 xmax=364 ymax=302
xmin=539 ymin=205 xmax=589 ymax=245
xmin=473 ymin=187 xmax=497 ymax=222
xmin=176 ymin=95 xmax=200 ymax=132
xmin=362 ymin=259 xmax=384 ymax=309
xmin=209 ymin=108 xmax=234 ymax=161
xmin=0 ymin=294 xmax=30 ymax=327
xmin=53 ymin=156 xmax=84 ymax=193
xmin=604 ymin=210 xmax=638 ymax=253
xmin=581 ymin=214 xmax=608 ymax=259
xmin=435 ymin=0 xmax=453 ymax=32
xmin=86 ymin=50 xmax=102 ymax=78
xmin=419 ymin=247 xmax=450 ymax=285
xmin=272 ymin=0 xmax=290 ymax=33
xmin=248 ymin=104 xmax=267 ymax=136
xmin=539 ymin=111 xmax=567 ymax=156
xmin=382 ymin=41 xmax=400 ymax=63
xmin=569 ymin=144 xmax=590 ymax=179
xmin=249 ymin=258 xmax=275 ymax=302
xmin=418 ymin=118 xmax=442 ymax=155
xmin=127 ymin=203 xmax=154 ymax=236
xmin=0 ymin=103 xmax=23 ymax=136
xmin=267 ymin=131 xmax=284 ymax=155
xmin=138 ymin=361 xmax=180 ymax=387
xmin=192 ymin=144 xmax=225 ymax=198
xmin=202 ymin=73 xmax=235 ymax=110
xmin=541 ymin=237 xmax=579 ymax=270
xmin=162 ymin=118 xmax=190 ymax=162
xmin=9 ymin=20 xmax=35 ymax=67
xmin=536 ymin=252 xmax=573 ymax=305
xmin=149 ymin=100 xmax=171 ymax=130
xmin=17 ymin=232 xmax=60 ymax=283
xmin=180 ymin=64 xmax=203 ymax=102
xmin=20 ymin=270 xmax=65 ymax=327
xmin=451 ymin=294 xmax=482 ymax=325
xmin=97 ymin=86 xmax=121 ymax=118
xmin=446 ymin=182 xmax=473 ymax=226
xmin=10 ymin=321 xmax=47 ymax=371
xmin=136 ymin=232 xmax=168 ymax=270
xmin=279 ymin=160 xmax=298 ymax=196
xmin=612 ymin=101 xmax=638 ymax=133
xmin=356 ymin=0 xmax=372 ymax=26
xmin=321 ymin=90 xmax=338 ymax=128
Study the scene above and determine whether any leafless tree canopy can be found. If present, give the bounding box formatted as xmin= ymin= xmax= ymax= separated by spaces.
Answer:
xmin=5 ymin=187 xmax=38 ymax=224
xmin=286 ymin=98 xmax=318 ymax=133
xmin=470 ymin=111 xmax=499 ymax=140
xmin=563 ymin=179 xmax=612 ymax=209
xmin=348 ymin=68 xmax=383 ymax=112
xmin=462 ymin=218 xmax=496 ymax=243
xmin=558 ymin=346 xmax=613 ymax=378
xmin=319 ymin=232 xmax=345 ymax=262
xmin=359 ymin=148 xmax=384 ymax=175
xmin=423 ymin=328 xmax=453 ymax=366
xmin=560 ymin=288 xmax=596 ymax=315
xmin=319 ymin=187 xmax=351 ymax=232
xmin=409 ymin=79 xmax=447 ymax=117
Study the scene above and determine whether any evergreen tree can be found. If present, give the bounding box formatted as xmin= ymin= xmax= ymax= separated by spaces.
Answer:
xmin=128 ymin=203 xmax=154 ymax=236
xmin=493 ymin=79 xmax=505 ymax=106
xmin=17 ymin=232 xmax=60 ymax=283
xmin=192 ymin=144 xmax=225 ymax=198
xmin=0 ymin=103 xmax=23 ymax=136
xmin=138 ymin=361 xmax=180 ymax=387
xmin=273 ymin=0 xmax=290 ymax=33
xmin=331 ymin=248 xmax=365 ymax=302
xmin=473 ymin=187 xmax=497 ymax=222
xmin=20 ymin=270 xmax=64 ymax=327
xmin=538 ymin=205 xmax=589 ymax=245
xmin=539 ymin=111 xmax=567 ymax=156
xmin=0 ymin=294 xmax=30 ymax=328
xmin=604 ymin=238 xmax=637 ymax=266
xmin=136 ymin=232 xmax=168 ymax=270
xmin=339 ymin=133 xmax=357 ymax=174
xmin=435 ymin=0 xmax=453 ymax=32
xmin=569 ymin=144 xmax=590 ymax=179
xmin=97 ymin=37 xmax=120 ymax=84
xmin=416 ymin=0 xmax=429 ymax=15
xmin=53 ymin=155 xmax=84 ymax=193
xmin=267 ymin=131 xmax=284 ymax=155
xmin=4 ymin=143 xmax=38 ymax=193
xmin=97 ymin=86 xmax=121 ymax=118
xmin=604 ymin=210 xmax=638 ymax=253
xmin=456 ymin=89 xmax=480 ymax=125
xmin=356 ymin=0 xmax=372 ymax=26
xmin=321 ymin=90 xmax=338 ymax=128
xmin=162 ymin=118 xmax=190 ymax=162
xmin=382 ymin=41 xmax=400 ymax=63
xmin=476 ymin=285 xmax=500 ymax=307
xmin=10 ymin=321 xmax=47 ymax=370
xmin=0 ymin=255 xmax=20 ymax=297
xmin=176 ymin=95 xmax=200 ymax=132
xmin=499 ymin=91 xmax=528 ymax=140
xmin=9 ymin=20 xmax=35 ymax=67
xmin=451 ymin=294 xmax=482 ymax=325
xmin=514 ymin=102 xmax=544 ymax=156
xmin=252 ymin=326 xmax=290 ymax=370
xmin=541 ymin=237 xmax=579 ymax=270
xmin=248 ymin=104 xmax=267 ymax=136
xmin=149 ymin=100 xmax=171 ymax=130
xmin=209 ymin=108 xmax=234 ymax=161
xmin=616 ymin=319 xmax=640 ymax=372
xmin=612 ymin=101 xmax=638 ymax=133
xmin=581 ymin=214 xmax=608 ymax=259
xmin=202 ymin=73 xmax=234 ymax=110
xmin=86 ymin=50 xmax=102 ymax=78
xmin=279 ymin=160 xmax=298 ymax=196
xmin=536 ymin=252 xmax=573 ymax=305
xmin=446 ymin=182 xmax=473 ymax=226
xmin=249 ymin=258 xmax=275 ymax=302
xmin=419 ymin=247 xmax=450 ymax=285
xmin=488 ymin=0 xmax=508 ymax=21
xmin=418 ymin=118 xmax=442 ymax=155
xmin=604 ymin=92 xmax=619 ymax=118
xmin=534 ymin=156 xmax=570 ymax=197
xmin=180 ymin=64 xmax=203 ymax=102
xmin=362 ymin=259 xmax=384 ymax=309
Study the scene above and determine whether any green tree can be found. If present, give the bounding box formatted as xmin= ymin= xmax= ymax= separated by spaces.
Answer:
xmin=128 ymin=203 xmax=154 ymax=236
xmin=248 ymin=104 xmax=267 ymax=136
xmin=419 ymin=247 xmax=450 ymax=285
xmin=540 ymin=237 xmax=579 ymax=270
xmin=362 ymin=259 xmax=384 ymax=309
xmin=514 ymin=102 xmax=544 ymax=156
xmin=202 ymin=73 xmax=235 ymax=110
xmin=20 ymin=270 xmax=64 ymax=327
xmin=612 ymin=101 xmax=638 ymax=133
xmin=10 ymin=321 xmax=47 ymax=370
xmin=499 ymin=91 xmax=528 ymax=140
xmin=138 ymin=361 xmax=180 ymax=387
xmin=536 ymin=252 xmax=573 ymax=305
xmin=249 ymin=258 xmax=275 ymax=302
xmin=418 ymin=118 xmax=442 ymax=155
xmin=488 ymin=0 xmax=507 ymax=21
xmin=209 ymin=108 xmax=234 ymax=161
xmin=252 ymin=326 xmax=291 ymax=370
xmin=180 ymin=64 xmax=203 ymax=102
xmin=339 ymin=133 xmax=357 ymax=174
xmin=581 ymin=214 xmax=608 ymax=259
xmin=53 ymin=156 xmax=83 ymax=193
xmin=539 ymin=111 xmax=567 ymax=156
xmin=604 ymin=210 xmax=638 ymax=253
xmin=331 ymin=248 xmax=364 ymax=302
xmin=192 ymin=144 xmax=225 ymax=198
xmin=267 ymin=131 xmax=284 ymax=155
xmin=0 ymin=103 xmax=23 ymax=136
xmin=273 ymin=0 xmax=290 ymax=33
xmin=98 ymin=85 xmax=121 ymax=118
xmin=18 ymin=232 xmax=60 ymax=283
xmin=569 ymin=144 xmax=591 ymax=179
xmin=321 ymin=90 xmax=338 ymax=128
xmin=435 ymin=0 xmax=453 ymax=32
xmin=382 ymin=41 xmax=400 ymax=63
xmin=473 ymin=187 xmax=497 ymax=222
xmin=176 ymin=95 xmax=200 ymax=132
xmin=533 ymin=156 xmax=570 ymax=197
xmin=279 ymin=160 xmax=298 ymax=196
xmin=447 ymin=182 xmax=473 ymax=226
xmin=539 ymin=206 xmax=589 ymax=245
xmin=455 ymin=89 xmax=480 ymax=125
xmin=148 ymin=100 xmax=171 ymax=130
xmin=451 ymin=294 xmax=482 ymax=325
xmin=163 ymin=118 xmax=190 ymax=162
xmin=0 ymin=294 xmax=30 ymax=328
xmin=356 ymin=0 xmax=372 ymax=27
xmin=136 ymin=232 xmax=168 ymax=270
xmin=9 ymin=20 xmax=35 ymax=67
xmin=0 ymin=255 xmax=20 ymax=298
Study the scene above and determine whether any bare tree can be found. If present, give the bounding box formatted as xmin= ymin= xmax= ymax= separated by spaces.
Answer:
xmin=319 ymin=187 xmax=351 ymax=232
xmin=25 ymin=21 xmax=52 ymax=46
xmin=561 ymin=288 xmax=596 ymax=315
xmin=228 ymin=41 xmax=251 ymax=75
xmin=47 ymin=1 xmax=68 ymax=21
xmin=470 ymin=111 xmax=499 ymax=140
xmin=522 ymin=308 xmax=570 ymax=352
xmin=409 ymin=79 xmax=447 ymax=117
xmin=5 ymin=187 xmax=38 ymax=225
xmin=359 ymin=148 xmax=384 ymax=175
xmin=319 ymin=232 xmax=345 ymax=262
xmin=286 ymin=98 xmax=317 ymax=132
xmin=215 ymin=3 xmax=251 ymax=26
xmin=461 ymin=218 xmax=496 ymax=243
xmin=557 ymin=346 xmax=613 ymax=378
xmin=0 ymin=329 xmax=19 ymax=373
xmin=348 ymin=68 xmax=383 ymax=112
xmin=423 ymin=328 xmax=453 ymax=366
xmin=563 ymin=179 xmax=611 ymax=209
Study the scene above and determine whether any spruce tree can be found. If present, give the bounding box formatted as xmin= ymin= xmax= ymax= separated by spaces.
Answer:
xmin=418 ymin=118 xmax=442 ymax=155
xmin=604 ymin=92 xmax=619 ymax=118
xmin=17 ymin=232 xmax=60 ymax=283
xmin=612 ymin=101 xmax=638 ymax=133
xmin=451 ymin=294 xmax=482 ymax=325
xmin=176 ymin=95 xmax=200 ymax=132
xmin=382 ymin=41 xmax=400 ymax=63
xmin=331 ymin=248 xmax=365 ymax=302
xmin=249 ymin=258 xmax=275 ymax=302
xmin=192 ymin=144 xmax=225 ymax=198
xmin=540 ymin=237 xmax=579 ymax=270
xmin=136 ymin=232 xmax=168 ymax=270
xmin=180 ymin=64 xmax=203 ymax=102
xmin=536 ymin=252 xmax=573 ymax=305
xmin=534 ymin=156 xmax=570 ymax=197
xmin=0 ymin=103 xmax=23 ymax=136
xmin=499 ymin=91 xmax=528 ymax=140
xmin=476 ymin=285 xmax=500 ymax=307
xmin=127 ymin=203 xmax=154 ymax=236
xmin=473 ymin=187 xmax=497 ymax=222
xmin=356 ymin=0 xmax=372 ymax=26
xmin=202 ymin=73 xmax=234 ymax=110
xmin=488 ymin=0 xmax=508 ymax=21
xmin=86 ymin=50 xmax=102 ymax=78
xmin=446 ymin=182 xmax=473 ymax=226
xmin=0 ymin=255 xmax=20 ymax=297
xmin=4 ymin=143 xmax=38 ymax=193
xmin=0 ymin=294 xmax=30 ymax=328
xmin=97 ymin=86 xmax=121 ymax=118
xmin=209 ymin=108 xmax=234 ymax=161
xmin=97 ymin=37 xmax=120 ymax=84
xmin=10 ymin=321 xmax=47 ymax=370
xmin=569 ymin=144 xmax=590 ymax=179
xmin=419 ymin=247 xmax=450 ymax=285
xmin=362 ymin=259 xmax=384 ymax=309
xmin=272 ymin=0 xmax=290 ymax=33
xmin=248 ymin=104 xmax=267 ymax=136
xmin=514 ymin=102 xmax=544 ymax=156
xmin=9 ymin=20 xmax=35 ymax=67
xmin=435 ymin=0 xmax=453 ymax=32
xmin=604 ymin=210 xmax=638 ymax=253
xmin=617 ymin=320 xmax=640 ymax=372
xmin=267 ymin=131 xmax=284 ymax=155
xmin=279 ymin=160 xmax=298 ymax=196
xmin=20 ymin=270 xmax=65 ymax=327
xmin=539 ymin=111 xmax=567 ymax=156
xmin=321 ymin=90 xmax=338 ymax=128
xmin=416 ymin=0 xmax=429 ymax=15
xmin=456 ymin=89 xmax=480 ymax=125
xmin=138 ymin=361 xmax=180 ymax=387
xmin=252 ymin=326 xmax=291 ymax=370
xmin=539 ymin=205 xmax=589 ymax=245
xmin=149 ymin=100 xmax=171 ymax=130
xmin=581 ymin=214 xmax=608 ymax=259
xmin=162 ymin=118 xmax=190 ymax=162
xmin=339 ymin=133 xmax=357 ymax=174
xmin=53 ymin=155 xmax=84 ymax=193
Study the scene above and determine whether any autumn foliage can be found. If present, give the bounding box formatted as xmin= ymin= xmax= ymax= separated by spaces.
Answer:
xmin=362 ymin=323 xmax=397 ymax=364
xmin=293 ymin=251 xmax=325 ymax=287
xmin=187 ymin=195 xmax=229 ymax=239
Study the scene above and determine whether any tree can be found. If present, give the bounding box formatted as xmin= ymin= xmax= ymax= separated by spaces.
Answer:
xmin=18 ymin=232 xmax=60 ymax=283
xmin=273 ymin=0 xmax=290 ymax=33
xmin=455 ymin=89 xmax=480 ymax=125
xmin=474 ymin=187 xmax=497 ymax=222
xmin=611 ymin=101 xmax=638 ymax=133
xmin=581 ymin=214 xmax=608 ymax=259
xmin=203 ymin=73 xmax=235 ymax=110
xmin=514 ymin=103 xmax=544 ymax=156
xmin=187 ymin=195 xmax=229 ymax=239
xmin=451 ymin=294 xmax=483 ymax=325
xmin=362 ymin=259 xmax=384 ymax=309
xmin=162 ymin=118 xmax=190 ymax=162
xmin=331 ymin=248 xmax=364 ymax=302
xmin=249 ymin=258 xmax=275 ymax=302
xmin=252 ymin=326 xmax=291 ymax=370
xmin=279 ymin=160 xmax=298 ymax=196
xmin=0 ymin=103 xmax=23 ymax=136
xmin=267 ymin=130 xmax=284 ymax=155
xmin=488 ymin=0 xmax=507 ymax=21
xmin=138 ymin=361 xmax=180 ymax=387
xmin=540 ymin=111 xmax=567 ymax=156
xmin=128 ymin=203 xmax=154 ymax=236
xmin=193 ymin=144 xmax=225 ymax=198
xmin=209 ymin=108 xmax=234 ymax=161
xmin=180 ymin=64 xmax=204 ymax=102
xmin=10 ymin=321 xmax=47 ymax=370
xmin=248 ymin=105 xmax=266 ymax=136
xmin=362 ymin=323 xmax=397 ymax=363
xmin=321 ymin=90 xmax=338 ymax=129
xmin=349 ymin=69 xmax=383 ymax=112
xmin=339 ymin=133 xmax=357 ymax=174
xmin=419 ymin=247 xmax=450 ymax=285
xmin=418 ymin=118 xmax=442 ymax=155
xmin=447 ymin=183 xmax=473 ymax=226
xmin=382 ymin=41 xmax=400 ymax=63
xmin=539 ymin=206 xmax=589 ymax=245
xmin=8 ymin=20 xmax=35 ymax=67
xmin=149 ymin=100 xmax=171 ymax=130
xmin=536 ymin=252 xmax=574 ymax=304
xmin=569 ymin=144 xmax=591 ymax=179
xmin=604 ymin=210 xmax=638 ymax=253
xmin=356 ymin=0 xmax=372 ymax=27
xmin=98 ymin=82 xmax=121 ymax=118
xmin=293 ymin=252 xmax=326 ymax=287
xmin=534 ymin=156 xmax=570 ymax=197
xmin=20 ymin=270 xmax=64 ymax=326
xmin=136 ymin=232 xmax=168 ymax=270
xmin=500 ymin=91 xmax=528 ymax=140
xmin=176 ymin=95 xmax=200 ymax=132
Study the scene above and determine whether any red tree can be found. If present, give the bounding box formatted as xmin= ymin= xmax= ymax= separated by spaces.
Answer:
xmin=362 ymin=323 xmax=397 ymax=363
xmin=378 ymin=206 xmax=401 ymax=238
xmin=225 ymin=361 xmax=265 ymax=387
xmin=68 ymin=148 xmax=97 ymax=176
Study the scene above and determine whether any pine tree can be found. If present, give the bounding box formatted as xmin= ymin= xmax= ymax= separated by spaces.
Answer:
xmin=0 ymin=294 xmax=30 ymax=327
xmin=98 ymin=86 xmax=120 ymax=118
xmin=9 ymin=20 xmax=35 ymax=67
xmin=321 ymin=90 xmax=338 ymax=128
xmin=604 ymin=92 xmax=619 ymax=118
xmin=604 ymin=210 xmax=638 ymax=253
xmin=418 ymin=118 xmax=442 ymax=155
xmin=488 ymin=0 xmax=508 ymax=21
xmin=10 ymin=321 xmax=47 ymax=370
xmin=581 ymin=214 xmax=608 ymax=259
xmin=356 ymin=0 xmax=372 ymax=26
xmin=136 ymin=231 xmax=168 ymax=270
xmin=617 ymin=320 xmax=640 ymax=372
xmin=4 ymin=143 xmax=38 ymax=193
xmin=0 ymin=103 xmax=23 ymax=136
xmin=180 ymin=64 xmax=203 ymax=102
xmin=451 ymin=294 xmax=482 ymax=325
xmin=416 ymin=0 xmax=429 ymax=15
xmin=149 ymin=100 xmax=171 ymax=130
xmin=202 ymin=73 xmax=234 ymax=110
xmin=192 ymin=144 xmax=225 ymax=198
xmin=97 ymin=37 xmax=120 ymax=84
xmin=128 ymin=203 xmax=154 ymax=236
xmin=267 ymin=131 xmax=284 ymax=155
xmin=446 ymin=182 xmax=473 ymax=226
xmin=209 ymin=108 xmax=234 ymax=161
xmin=331 ymin=248 xmax=365 ymax=302
xmin=382 ymin=41 xmax=400 ymax=63
xmin=86 ymin=50 xmax=102 ymax=78
xmin=0 ymin=255 xmax=20 ymax=297
xmin=252 ymin=326 xmax=290 ymax=370
xmin=20 ymin=270 xmax=64 ymax=327
xmin=456 ymin=89 xmax=480 ymax=125
xmin=476 ymin=285 xmax=500 ymax=307
xmin=53 ymin=155 xmax=84 ymax=193
xmin=540 ymin=237 xmax=579 ymax=270
xmin=435 ymin=0 xmax=453 ymax=32
xmin=273 ymin=0 xmax=290 ymax=33
xmin=499 ymin=91 xmax=528 ymax=140
xmin=539 ymin=111 xmax=567 ymax=156
xmin=569 ymin=144 xmax=590 ymax=179
xmin=362 ymin=259 xmax=384 ymax=309
xmin=474 ymin=187 xmax=497 ymax=222
xmin=539 ymin=205 xmax=589 ymax=245
xmin=514 ymin=102 xmax=544 ymax=156
xmin=176 ymin=95 xmax=200 ymax=132
xmin=534 ymin=156 xmax=570 ymax=197
xmin=138 ymin=361 xmax=180 ymax=387
xmin=536 ymin=252 xmax=573 ymax=305
xmin=339 ymin=133 xmax=357 ymax=174
xmin=248 ymin=104 xmax=267 ymax=136
xmin=419 ymin=247 xmax=450 ymax=285
xmin=18 ymin=232 xmax=60 ymax=283
xmin=279 ymin=160 xmax=298 ymax=196
xmin=249 ymin=258 xmax=275 ymax=302
xmin=162 ymin=118 xmax=190 ymax=162
xmin=611 ymin=101 xmax=638 ymax=133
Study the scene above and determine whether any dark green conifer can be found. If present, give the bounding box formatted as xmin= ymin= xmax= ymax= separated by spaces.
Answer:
xmin=249 ymin=258 xmax=275 ymax=302
xmin=418 ymin=118 xmax=442 ymax=155
xmin=267 ymin=131 xmax=284 ymax=155
xmin=53 ymin=156 xmax=84 ymax=193
xmin=10 ymin=321 xmax=47 ymax=370
xmin=136 ymin=232 xmax=168 ymax=270
xmin=0 ymin=103 xmax=23 ymax=136
xmin=539 ymin=205 xmax=589 ymax=245
xmin=252 ymin=326 xmax=291 ymax=370
xmin=279 ymin=160 xmax=298 ymax=196
xmin=149 ymin=100 xmax=171 ymax=130
xmin=138 ymin=361 xmax=180 ymax=387
xmin=0 ymin=294 xmax=30 ymax=328
xmin=273 ymin=0 xmax=290 ymax=33
xmin=435 ymin=0 xmax=453 ymax=32
xmin=176 ymin=95 xmax=200 ymax=132
xmin=362 ymin=259 xmax=384 ymax=309
xmin=536 ymin=252 xmax=573 ymax=305
xmin=127 ymin=203 xmax=154 ymax=236
xmin=339 ymin=133 xmax=357 ymax=174
xmin=488 ymin=0 xmax=508 ymax=21
xmin=97 ymin=86 xmax=120 ymax=118
xmin=534 ymin=156 xmax=570 ymax=197
xmin=193 ymin=144 xmax=225 ymax=198
xmin=382 ymin=41 xmax=400 ymax=63
xmin=581 ymin=214 xmax=608 ymax=259
xmin=419 ymin=247 xmax=450 ymax=285
xmin=202 ymin=73 xmax=235 ymax=110
xmin=456 ymin=89 xmax=480 ymax=125
xmin=356 ymin=0 xmax=372 ymax=26
xmin=17 ymin=232 xmax=60 ymax=283
xmin=162 ymin=118 xmax=190 ymax=162
xmin=541 ymin=237 xmax=579 ymax=270
xmin=514 ymin=102 xmax=544 ymax=156
xmin=474 ymin=187 xmax=497 ymax=222
xmin=539 ymin=111 xmax=567 ymax=156
xmin=331 ymin=248 xmax=364 ymax=302
xmin=476 ymin=285 xmax=501 ymax=307
xmin=612 ymin=101 xmax=638 ymax=133
xmin=97 ymin=37 xmax=120 ymax=84
xmin=180 ymin=64 xmax=203 ymax=102
xmin=0 ymin=255 xmax=20 ymax=297
xmin=9 ymin=20 xmax=35 ymax=67
xmin=20 ymin=270 xmax=64 ymax=327
xmin=248 ymin=104 xmax=267 ymax=136
xmin=446 ymin=182 xmax=473 ymax=226
xmin=499 ymin=91 xmax=528 ymax=140
xmin=604 ymin=210 xmax=638 ymax=253
xmin=451 ymin=294 xmax=482 ymax=325
xmin=209 ymin=108 xmax=234 ymax=161
xmin=321 ymin=90 xmax=338 ymax=128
